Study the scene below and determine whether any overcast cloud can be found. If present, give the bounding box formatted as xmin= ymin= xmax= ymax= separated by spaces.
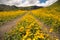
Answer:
xmin=0 ymin=0 xmax=58 ymax=7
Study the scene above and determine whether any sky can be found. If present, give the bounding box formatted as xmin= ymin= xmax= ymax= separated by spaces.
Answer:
xmin=0 ymin=0 xmax=58 ymax=7
xmin=39 ymin=0 xmax=47 ymax=3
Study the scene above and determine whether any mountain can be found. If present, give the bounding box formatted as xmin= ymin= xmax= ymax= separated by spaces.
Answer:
xmin=0 ymin=4 xmax=18 ymax=11
xmin=0 ymin=4 xmax=43 ymax=11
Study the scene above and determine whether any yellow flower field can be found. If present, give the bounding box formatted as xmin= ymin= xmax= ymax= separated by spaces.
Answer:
xmin=0 ymin=10 xmax=25 ymax=26
xmin=4 ymin=14 xmax=59 ymax=40
xmin=0 ymin=1 xmax=60 ymax=40
xmin=31 ymin=5 xmax=60 ymax=34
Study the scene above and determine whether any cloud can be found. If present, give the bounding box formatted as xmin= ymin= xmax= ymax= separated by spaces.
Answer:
xmin=0 ymin=0 xmax=58 ymax=7
xmin=36 ymin=0 xmax=58 ymax=7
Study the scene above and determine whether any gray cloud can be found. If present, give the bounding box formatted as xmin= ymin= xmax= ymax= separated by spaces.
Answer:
xmin=0 ymin=0 xmax=58 ymax=7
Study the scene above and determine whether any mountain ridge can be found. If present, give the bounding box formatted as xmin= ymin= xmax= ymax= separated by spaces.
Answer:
xmin=0 ymin=4 xmax=43 ymax=11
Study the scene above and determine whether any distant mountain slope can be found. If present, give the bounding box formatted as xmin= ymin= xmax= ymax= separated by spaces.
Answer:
xmin=0 ymin=4 xmax=43 ymax=11
xmin=0 ymin=4 xmax=18 ymax=11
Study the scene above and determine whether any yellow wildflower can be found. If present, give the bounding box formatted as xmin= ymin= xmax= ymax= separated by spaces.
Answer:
xmin=26 ymin=29 xmax=31 ymax=35
xmin=19 ymin=27 xmax=24 ymax=32
xmin=33 ymin=38 xmax=36 ymax=40
xmin=39 ymin=33 xmax=44 ymax=39
xmin=56 ymin=39 xmax=59 ymax=40
xmin=49 ymin=28 xmax=53 ymax=33
xmin=46 ymin=34 xmax=49 ymax=37
xmin=27 ymin=38 xmax=31 ymax=40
